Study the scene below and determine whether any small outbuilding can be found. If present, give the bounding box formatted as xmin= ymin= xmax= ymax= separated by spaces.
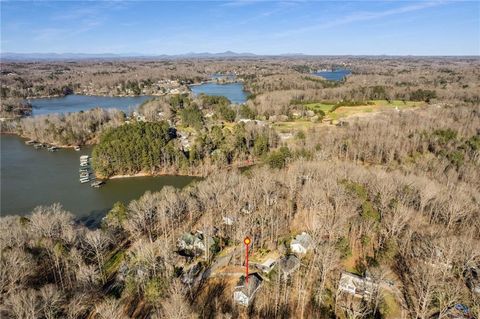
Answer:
xmin=258 ymin=258 xmax=277 ymax=274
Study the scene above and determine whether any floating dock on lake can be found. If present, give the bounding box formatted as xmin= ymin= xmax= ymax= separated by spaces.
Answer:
xmin=25 ymin=140 xmax=36 ymax=145
xmin=78 ymin=155 xmax=104 ymax=188
xmin=79 ymin=155 xmax=92 ymax=183
xmin=26 ymin=140 xmax=62 ymax=153
xmin=91 ymin=180 xmax=104 ymax=188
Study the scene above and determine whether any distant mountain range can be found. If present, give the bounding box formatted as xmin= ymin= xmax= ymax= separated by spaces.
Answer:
xmin=4 ymin=52 xmax=469 ymax=61
xmin=0 ymin=51 xmax=307 ymax=61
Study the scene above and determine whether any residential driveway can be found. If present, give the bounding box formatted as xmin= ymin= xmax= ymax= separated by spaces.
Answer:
xmin=203 ymin=246 xmax=238 ymax=279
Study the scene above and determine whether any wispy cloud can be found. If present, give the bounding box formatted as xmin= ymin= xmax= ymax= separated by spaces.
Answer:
xmin=274 ymin=1 xmax=446 ymax=38
xmin=33 ymin=20 xmax=102 ymax=42
xmin=234 ymin=0 xmax=302 ymax=25
xmin=221 ymin=0 xmax=262 ymax=7
xmin=222 ymin=0 xmax=305 ymax=8
xmin=32 ymin=2 xmax=120 ymax=43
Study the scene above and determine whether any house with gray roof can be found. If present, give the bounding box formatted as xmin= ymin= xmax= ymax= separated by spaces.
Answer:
xmin=278 ymin=255 xmax=300 ymax=279
xmin=338 ymin=272 xmax=377 ymax=300
xmin=177 ymin=231 xmax=215 ymax=256
xmin=233 ymin=273 xmax=263 ymax=306
xmin=290 ymin=232 xmax=313 ymax=254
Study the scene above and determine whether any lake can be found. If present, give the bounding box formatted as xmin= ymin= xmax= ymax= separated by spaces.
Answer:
xmin=190 ymin=82 xmax=248 ymax=104
xmin=312 ymin=69 xmax=351 ymax=81
xmin=1 ymin=135 xmax=197 ymax=221
xmin=29 ymin=94 xmax=152 ymax=116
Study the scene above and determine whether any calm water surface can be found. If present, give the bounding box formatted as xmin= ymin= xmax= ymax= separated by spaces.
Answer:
xmin=1 ymin=135 xmax=197 ymax=219
xmin=29 ymin=94 xmax=152 ymax=116
xmin=190 ymin=82 xmax=248 ymax=104
xmin=313 ymin=69 xmax=351 ymax=81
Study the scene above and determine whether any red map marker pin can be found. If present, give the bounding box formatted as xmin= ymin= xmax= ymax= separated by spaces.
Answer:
xmin=244 ymin=236 xmax=251 ymax=284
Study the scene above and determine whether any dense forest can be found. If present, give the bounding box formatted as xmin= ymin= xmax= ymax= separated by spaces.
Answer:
xmin=1 ymin=108 xmax=125 ymax=146
xmin=1 ymin=103 xmax=479 ymax=319
xmin=92 ymin=120 xmax=278 ymax=177
xmin=1 ymin=57 xmax=479 ymax=318
xmin=0 ymin=98 xmax=32 ymax=118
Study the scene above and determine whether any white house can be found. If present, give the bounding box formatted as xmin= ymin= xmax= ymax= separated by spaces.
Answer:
xmin=290 ymin=232 xmax=313 ymax=254
xmin=222 ymin=216 xmax=235 ymax=226
xmin=258 ymin=258 xmax=277 ymax=274
xmin=234 ymin=273 xmax=263 ymax=306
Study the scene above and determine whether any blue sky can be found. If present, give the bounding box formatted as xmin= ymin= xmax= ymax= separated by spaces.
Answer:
xmin=1 ymin=0 xmax=479 ymax=55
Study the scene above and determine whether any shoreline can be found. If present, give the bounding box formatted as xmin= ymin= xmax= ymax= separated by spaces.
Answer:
xmin=188 ymin=79 xmax=241 ymax=87
xmin=105 ymin=161 xmax=256 ymax=180
xmin=23 ymin=90 xmax=190 ymax=100
xmin=0 ymin=132 xmax=93 ymax=150
xmin=108 ymin=171 xmax=205 ymax=179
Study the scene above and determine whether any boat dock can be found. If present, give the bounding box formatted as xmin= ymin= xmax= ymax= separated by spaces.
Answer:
xmin=25 ymin=140 xmax=61 ymax=152
xmin=78 ymin=155 xmax=104 ymax=188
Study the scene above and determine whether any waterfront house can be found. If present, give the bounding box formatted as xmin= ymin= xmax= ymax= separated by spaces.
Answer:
xmin=290 ymin=232 xmax=313 ymax=254
xmin=233 ymin=273 xmax=263 ymax=306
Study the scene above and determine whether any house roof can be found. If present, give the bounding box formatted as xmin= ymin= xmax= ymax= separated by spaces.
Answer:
xmin=178 ymin=232 xmax=214 ymax=250
xmin=180 ymin=233 xmax=196 ymax=245
xmin=262 ymin=258 xmax=276 ymax=268
xmin=339 ymin=272 xmax=376 ymax=296
xmin=291 ymin=232 xmax=313 ymax=249
xmin=235 ymin=273 xmax=263 ymax=297
xmin=445 ymin=304 xmax=474 ymax=319
xmin=182 ymin=262 xmax=203 ymax=284
xmin=279 ymin=255 xmax=300 ymax=274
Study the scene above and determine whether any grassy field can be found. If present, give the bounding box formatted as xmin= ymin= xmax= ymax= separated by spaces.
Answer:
xmin=304 ymin=102 xmax=335 ymax=113
xmin=330 ymin=100 xmax=423 ymax=120
xmin=371 ymin=99 xmax=422 ymax=108
xmin=382 ymin=291 xmax=402 ymax=319
xmin=272 ymin=100 xmax=423 ymax=136
xmin=273 ymin=120 xmax=317 ymax=132
xmin=300 ymin=100 xmax=423 ymax=120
